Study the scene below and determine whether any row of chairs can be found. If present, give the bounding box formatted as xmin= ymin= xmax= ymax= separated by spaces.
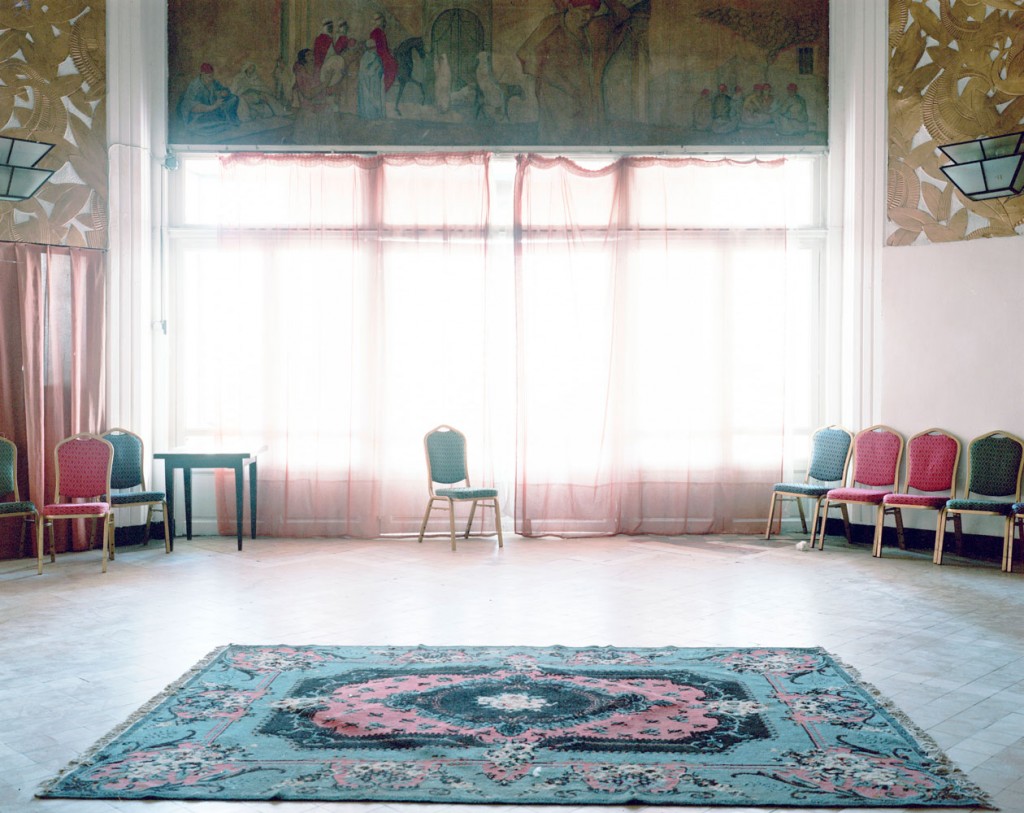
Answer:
xmin=0 ymin=430 xmax=169 ymax=574
xmin=765 ymin=425 xmax=1024 ymax=572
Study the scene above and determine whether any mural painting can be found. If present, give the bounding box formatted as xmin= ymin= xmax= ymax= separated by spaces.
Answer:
xmin=168 ymin=0 xmax=828 ymax=150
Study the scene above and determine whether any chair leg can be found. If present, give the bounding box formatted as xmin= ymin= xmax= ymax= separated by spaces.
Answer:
xmin=48 ymin=521 xmax=56 ymax=563
xmin=37 ymin=517 xmax=45 ymax=575
xmin=952 ymin=514 xmax=963 ymax=555
xmin=447 ymin=498 xmax=457 ymax=551
xmin=816 ymin=500 xmax=830 ymax=550
xmin=101 ymin=513 xmax=111 ymax=573
xmin=161 ymin=501 xmax=172 ymax=554
xmin=764 ymin=493 xmax=777 ymax=539
xmin=1002 ymin=517 xmax=1014 ymax=573
xmin=493 ymin=498 xmax=503 ymax=548
xmin=893 ymin=508 xmax=906 ymax=549
xmin=839 ymin=504 xmax=852 ymax=544
xmin=934 ymin=509 xmax=949 ymax=565
xmin=872 ymin=504 xmax=888 ymax=558
xmin=795 ymin=496 xmax=808 ymax=534
xmin=808 ymin=497 xmax=824 ymax=543
xmin=144 ymin=505 xmax=154 ymax=547
xmin=464 ymin=501 xmax=478 ymax=538
xmin=417 ymin=499 xmax=435 ymax=544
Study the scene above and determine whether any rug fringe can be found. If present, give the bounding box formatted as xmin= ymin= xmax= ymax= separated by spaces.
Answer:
xmin=826 ymin=649 xmax=998 ymax=811
xmin=36 ymin=643 xmax=232 ymax=798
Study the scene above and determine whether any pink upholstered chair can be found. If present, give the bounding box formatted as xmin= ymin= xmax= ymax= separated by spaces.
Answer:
xmin=816 ymin=425 xmax=904 ymax=550
xmin=37 ymin=433 xmax=116 ymax=574
xmin=875 ymin=429 xmax=960 ymax=559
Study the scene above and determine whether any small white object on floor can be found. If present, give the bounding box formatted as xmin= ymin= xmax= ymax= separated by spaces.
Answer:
xmin=795 ymin=540 xmax=810 ymax=551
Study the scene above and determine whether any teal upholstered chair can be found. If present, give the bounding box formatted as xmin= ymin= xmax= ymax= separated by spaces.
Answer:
xmin=0 ymin=436 xmax=38 ymax=555
xmin=936 ymin=430 xmax=1023 ymax=570
xmin=765 ymin=425 xmax=853 ymax=542
xmin=417 ymin=425 xmax=503 ymax=551
xmin=816 ymin=425 xmax=904 ymax=550
xmin=103 ymin=428 xmax=171 ymax=555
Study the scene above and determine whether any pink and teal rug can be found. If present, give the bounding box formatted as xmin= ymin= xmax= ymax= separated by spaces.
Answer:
xmin=40 ymin=644 xmax=990 ymax=807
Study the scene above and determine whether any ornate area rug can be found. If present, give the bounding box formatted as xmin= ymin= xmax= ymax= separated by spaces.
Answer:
xmin=40 ymin=645 xmax=991 ymax=807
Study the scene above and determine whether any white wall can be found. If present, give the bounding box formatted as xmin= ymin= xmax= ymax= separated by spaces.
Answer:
xmin=881 ymin=235 xmax=1024 ymax=438
xmin=879 ymin=234 xmax=1024 ymax=535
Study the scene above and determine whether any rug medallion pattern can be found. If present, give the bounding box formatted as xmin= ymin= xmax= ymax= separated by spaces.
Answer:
xmin=40 ymin=645 xmax=989 ymax=807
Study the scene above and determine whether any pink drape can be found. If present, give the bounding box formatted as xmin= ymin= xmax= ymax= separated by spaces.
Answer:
xmin=513 ymin=155 xmax=791 ymax=535
xmin=201 ymin=152 xmax=508 ymax=538
xmin=0 ymin=242 xmax=106 ymax=557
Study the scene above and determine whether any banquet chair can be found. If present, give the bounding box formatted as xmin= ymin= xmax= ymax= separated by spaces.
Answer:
xmin=0 ymin=436 xmax=38 ymax=553
xmin=103 ymin=427 xmax=171 ymax=554
xmin=37 ymin=433 xmax=116 ymax=574
xmin=875 ymin=428 xmax=960 ymax=559
xmin=935 ymin=430 xmax=1023 ymax=569
xmin=816 ymin=425 xmax=903 ymax=550
xmin=417 ymin=425 xmax=503 ymax=551
xmin=764 ymin=425 xmax=853 ymax=542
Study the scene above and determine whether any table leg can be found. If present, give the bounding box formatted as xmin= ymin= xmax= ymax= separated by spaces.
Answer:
xmin=184 ymin=467 xmax=194 ymax=540
xmin=234 ymin=463 xmax=244 ymax=551
xmin=249 ymin=458 xmax=258 ymax=540
xmin=164 ymin=460 xmax=176 ymax=547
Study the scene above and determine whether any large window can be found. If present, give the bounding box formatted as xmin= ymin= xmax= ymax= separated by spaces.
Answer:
xmin=166 ymin=151 xmax=826 ymax=536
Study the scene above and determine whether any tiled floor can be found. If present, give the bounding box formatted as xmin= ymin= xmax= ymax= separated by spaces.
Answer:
xmin=1 ymin=531 xmax=1022 ymax=813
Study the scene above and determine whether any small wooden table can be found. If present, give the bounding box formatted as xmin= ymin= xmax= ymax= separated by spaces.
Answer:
xmin=153 ymin=446 xmax=266 ymax=551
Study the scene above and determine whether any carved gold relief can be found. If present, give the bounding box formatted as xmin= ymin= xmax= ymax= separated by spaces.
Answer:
xmin=0 ymin=1 xmax=106 ymax=248
xmin=887 ymin=0 xmax=1024 ymax=245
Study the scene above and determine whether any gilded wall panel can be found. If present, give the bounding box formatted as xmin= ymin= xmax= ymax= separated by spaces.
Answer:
xmin=0 ymin=1 xmax=107 ymax=248
xmin=887 ymin=0 xmax=1024 ymax=245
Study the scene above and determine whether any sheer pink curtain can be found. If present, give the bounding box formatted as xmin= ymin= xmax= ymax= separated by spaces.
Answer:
xmin=513 ymin=155 xmax=794 ymax=536
xmin=183 ymin=152 xmax=512 ymax=537
xmin=0 ymin=243 xmax=106 ymax=557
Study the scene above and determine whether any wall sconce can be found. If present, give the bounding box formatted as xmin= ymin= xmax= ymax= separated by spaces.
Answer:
xmin=0 ymin=135 xmax=56 ymax=202
xmin=939 ymin=132 xmax=1024 ymax=201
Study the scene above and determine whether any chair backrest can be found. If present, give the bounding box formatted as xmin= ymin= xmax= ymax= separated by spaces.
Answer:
xmin=904 ymin=428 xmax=960 ymax=496
xmin=103 ymin=427 xmax=145 ymax=490
xmin=424 ymin=425 xmax=469 ymax=489
xmin=53 ymin=434 xmax=114 ymax=501
xmin=963 ymin=431 xmax=1024 ymax=499
xmin=0 ymin=436 xmax=20 ymax=500
xmin=850 ymin=424 xmax=904 ymax=489
xmin=807 ymin=425 xmax=853 ymax=484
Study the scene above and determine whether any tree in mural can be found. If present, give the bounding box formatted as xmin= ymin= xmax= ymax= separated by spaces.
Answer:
xmin=696 ymin=5 xmax=823 ymax=65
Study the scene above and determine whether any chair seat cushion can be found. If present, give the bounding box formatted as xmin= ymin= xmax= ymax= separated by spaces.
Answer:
xmin=825 ymin=487 xmax=890 ymax=504
xmin=111 ymin=491 xmax=166 ymax=505
xmin=42 ymin=502 xmax=110 ymax=517
xmin=882 ymin=494 xmax=947 ymax=509
xmin=946 ymin=499 xmax=1014 ymax=515
xmin=772 ymin=483 xmax=830 ymax=497
xmin=0 ymin=501 xmax=36 ymax=515
xmin=436 ymin=487 xmax=498 ymax=500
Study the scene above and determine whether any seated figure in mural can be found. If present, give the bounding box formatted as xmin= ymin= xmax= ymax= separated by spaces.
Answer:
xmin=692 ymin=88 xmax=713 ymax=131
xmin=741 ymin=83 xmax=774 ymax=128
xmin=178 ymin=62 xmax=241 ymax=130
xmin=710 ymin=83 xmax=736 ymax=134
xmin=231 ymin=61 xmax=287 ymax=121
xmin=517 ymin=0 xmax=634 ymax=143
xmin=774 ymin=82 xmax=809 ymax=136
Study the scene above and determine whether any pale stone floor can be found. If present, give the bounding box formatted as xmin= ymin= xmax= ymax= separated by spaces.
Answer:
xmin=1 ymin=531 xmax=1022 ymax=813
